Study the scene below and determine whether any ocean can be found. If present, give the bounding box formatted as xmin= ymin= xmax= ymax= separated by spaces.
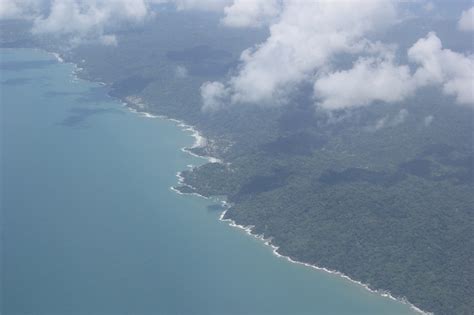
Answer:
xmin=1 ymin=48 xmax=419 ymax=315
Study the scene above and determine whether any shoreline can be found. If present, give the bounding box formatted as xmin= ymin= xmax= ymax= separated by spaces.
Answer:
xmin=218 ymin=208 xmax=432 ymax=315
xmin=47 ymin=49 xmax=431 ymax=315
xmin=49 ymin=49 xmax=221 ymax=165
xmin=123 ymin=99 xmax=223 ymax=165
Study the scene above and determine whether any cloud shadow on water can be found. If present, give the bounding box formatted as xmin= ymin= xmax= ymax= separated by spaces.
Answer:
xmin=58 ymin=107 xmax=123 ymax=127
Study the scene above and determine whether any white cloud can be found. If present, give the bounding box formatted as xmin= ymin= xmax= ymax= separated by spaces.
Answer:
xmin=221 ymin=0 xmax=282 ymax=28
xmin=408 ymin=32 xmax=474 ymax=106
xmin=1 ymin=0 xmax=154 ymax=45
xmin=0 ymin=0 xmax=41 ymax=20
xmin=314 ymin=56 xmax=415 ymax=110
xmin=458 ymin=6 xmax=474 ymax=32
xmin=1 ymin=0 xmax=235 ymax=44
xmin=314 ymin=32 xmax=474 ymax=110
xmin=201 ymin=81 xmax=230 ymax=111
xmin=201 ymin=0 xmax=398 ymax=108
xmin=33 ymin=0 xmax=150 ymax=34
xmin=173 ymin=0 xmax=232 ymax=11
xmin=197 ymin=1 xmax=473 ymax=111
xmin=3 ymin=0 xmax=472 ymax=108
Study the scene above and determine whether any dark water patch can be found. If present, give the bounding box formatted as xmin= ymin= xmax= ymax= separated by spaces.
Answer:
xmin=76 ymin=87 xmax=113 ymax=103
xmin=0 ymin=59 xmax=56 ymax=71
xmin=1 ymin=78 xmax=31 ymax=85
xmin=44 ymin=86 xmax=110 ymax=103
xmin=58 ymin=107 xmax=122 ymax=127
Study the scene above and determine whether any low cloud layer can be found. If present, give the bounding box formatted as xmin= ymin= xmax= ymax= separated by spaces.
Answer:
xmin=2 ymin=0 xmax=472 ymax=110
xmin=409 ymin=32 xmax=474 ymax=106
xmin=314 ymin=56 xmax=415 ymax=110
xmin=0 ymin=0 xmax=159 ymax=45
xmin=0 ymin=0 xmax=42 ymax=20
xmin=0 ymin=0 xmax=234 ymax=45
xmin=203 ymin=0 xmax=398 ymax=109
xmin=200 ymin=0 xmax=474 ymax=111
xmin=315 ymin=32 xmax=474 ymax=110
xmin=221 ymin=0 xmax=282 ymax=28
xmin=34 ymin=0 xmax=153 ymax=45
xmin=173 ymin=0 xmax=232 ymax=12
xmin=0 ymin=0 xmax=260 ymax=45
xmin=201 ymin=81 xmax=229 ymax=111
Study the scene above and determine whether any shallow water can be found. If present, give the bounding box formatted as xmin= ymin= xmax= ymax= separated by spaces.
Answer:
xmin=1 ymin=48 xmax=418 ymax=315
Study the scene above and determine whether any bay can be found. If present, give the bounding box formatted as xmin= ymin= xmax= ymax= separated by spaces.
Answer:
xmin=1 ymin=48 xmax=418 ymax=315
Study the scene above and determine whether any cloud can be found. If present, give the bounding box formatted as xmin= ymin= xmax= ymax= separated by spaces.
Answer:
xmin=32 ymin=0 xmax=151 ymax=42
xmin=198 ymin=1 xmax=473 ymax=111
xmin=173 ymin=0 xmax=232 ymax=11
xmin=221 ymin=0 xmax=282 ymax=28
xmin=315 ymin=32 xmax=474 ymax=110
xmin=1 ymin=0 xmax=237 ymax=45
xmin=408 ymin=32 xmax=474 ymax=106
xmin=201 ymin=0 xmax=398 ymax=109
xmin=201 ymin=81 xmax=230 ymax=111
xmin=3 ymin=0 xmax=472 ymax=109
xmin=1 ymin=0 xmax=155 ymax=45
xmin=0 ymin=0 xmax=41 ymax=19
xmin=314 ymin=56 xmax=415 ymax=110
xmin=458 ymin=6 xmax=474 ymax=31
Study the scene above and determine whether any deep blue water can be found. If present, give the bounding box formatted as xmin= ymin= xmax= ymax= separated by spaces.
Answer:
xmin=1 ymin=48 xmax=418 ymax=315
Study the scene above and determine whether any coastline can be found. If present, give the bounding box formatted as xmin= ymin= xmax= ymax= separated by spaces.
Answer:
xmin=160 ymin=109 xmax=433 ymax=315
xmin=218 ymin=208 xmax=432 ymax=315
xmin=47 ymin=49 xmax=431 ymax=315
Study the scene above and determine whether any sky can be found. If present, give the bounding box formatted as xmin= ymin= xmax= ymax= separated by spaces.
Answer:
xmin=1 ymin=0 xmax=472 ymax=111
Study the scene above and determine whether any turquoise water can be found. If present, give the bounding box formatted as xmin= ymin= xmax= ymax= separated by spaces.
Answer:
xmin=1 ymin=48 xmax=418 ymax=315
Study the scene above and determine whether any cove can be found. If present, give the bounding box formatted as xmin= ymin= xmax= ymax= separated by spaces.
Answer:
xmin=1 ymin=48 xmax=418 ymax=315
